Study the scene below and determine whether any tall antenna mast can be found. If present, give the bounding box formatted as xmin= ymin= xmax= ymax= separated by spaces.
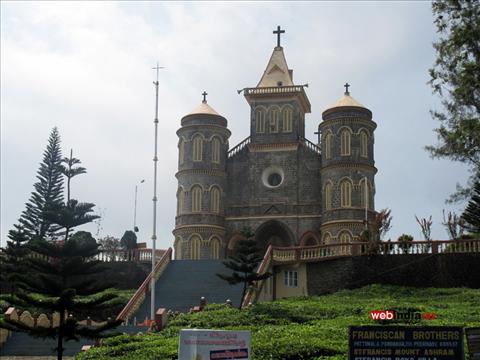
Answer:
xmin=151 ymin=61 xmax=164 ymax=321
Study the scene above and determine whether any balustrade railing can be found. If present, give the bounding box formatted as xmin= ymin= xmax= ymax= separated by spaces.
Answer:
xmin=244 ymin=85 xmax=307 ymax=96
xmin=299 ymin=136 xmax=321 ymax=155
xmin=228 ymin=136 xmax=251 ymax=158
xmin=116 ymin=248 xmax=172 ymax=322
xmin=242 ymin=245 xmax=273 ymax=308
xmin=269 ymin=239 xmax=480 ymax=264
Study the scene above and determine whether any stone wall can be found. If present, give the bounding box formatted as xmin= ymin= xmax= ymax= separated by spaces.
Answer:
xmin=306 ymin=253 xmax=480 ymax=295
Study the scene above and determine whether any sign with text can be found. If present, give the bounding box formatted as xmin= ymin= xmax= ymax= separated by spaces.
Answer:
xmin=179 ymin=329 xmax=251 ymax=360
xmin=349 ymin=326 xmax=463 ymax=360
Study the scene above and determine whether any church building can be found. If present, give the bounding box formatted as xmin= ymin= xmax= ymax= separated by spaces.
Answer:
xmin=173 ymin=27 xmax=377 ymax=260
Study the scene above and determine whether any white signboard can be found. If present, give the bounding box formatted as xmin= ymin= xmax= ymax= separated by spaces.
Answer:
xmin=178 ymin=329 xmax=251 ymax=360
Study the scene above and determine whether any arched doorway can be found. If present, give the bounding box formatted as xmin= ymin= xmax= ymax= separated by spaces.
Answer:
xmin=255 ymin=220 xmax=294 ymax=253
xmin=299 ymin=231 xmax=320 ymax=247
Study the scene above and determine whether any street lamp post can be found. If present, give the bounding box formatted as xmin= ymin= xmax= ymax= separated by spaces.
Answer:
xmin=133 ymin=179 xmax=145 ymax=232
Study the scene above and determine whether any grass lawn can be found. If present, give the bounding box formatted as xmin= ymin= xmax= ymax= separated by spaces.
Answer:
xmin=75 ymin=285 xmax=480 ymax=360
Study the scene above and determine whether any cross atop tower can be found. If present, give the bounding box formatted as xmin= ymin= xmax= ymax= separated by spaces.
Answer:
xmin=273 ymin=25 xmax=285 ymax=48
xmin=344 ymin=82 xmax=350 ymax=95
xmin=202 ymin=91 xmax=208 ymax=103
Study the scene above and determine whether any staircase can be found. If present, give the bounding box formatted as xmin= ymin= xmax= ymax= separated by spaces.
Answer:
xmin=133 ymin=260 xmax=243 ymax=321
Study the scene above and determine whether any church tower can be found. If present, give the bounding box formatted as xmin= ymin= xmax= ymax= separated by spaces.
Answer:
xmin=319 ymin=85 xmax=377 ymax=245
xmin=173 ymin=94 xmax=231 ymax=260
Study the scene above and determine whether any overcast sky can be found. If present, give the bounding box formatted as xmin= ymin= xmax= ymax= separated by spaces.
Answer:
xmin=1 ymin=1 xmax=471 ymax=249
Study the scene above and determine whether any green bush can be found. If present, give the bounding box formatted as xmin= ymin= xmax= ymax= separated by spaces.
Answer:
xmin=76 ymin=285 xmax=480 ymax=360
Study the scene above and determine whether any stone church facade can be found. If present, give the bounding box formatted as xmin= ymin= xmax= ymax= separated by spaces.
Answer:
xmin=173 ymin=33 xmax=377 ymax=260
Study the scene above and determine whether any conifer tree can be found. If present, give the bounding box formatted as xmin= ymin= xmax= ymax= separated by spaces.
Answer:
xmin=462 ymin=180 xmax=480 ymax=235
xmin=0 ymin=224 xmax=30 ymax=296
xmin=2 ymin=183 xmax=120 ymax=360
xmin=19 ymin=127 xmax=64 ymax=241
xmin=217 ymin=229 xmax=271 ymax=309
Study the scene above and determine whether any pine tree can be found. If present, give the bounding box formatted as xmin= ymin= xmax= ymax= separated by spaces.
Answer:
xmin=0 ymin=224 xmax=30 ymax=296
xmin=19 ymin=127 xmax=64 ymax=241
xmin=217 ymin=230 xmax=271 ymax=309
xmin=462 ymin=180 xmax=480 ymax=235
xmin=2 ymin=196 xmax=120 ymax=360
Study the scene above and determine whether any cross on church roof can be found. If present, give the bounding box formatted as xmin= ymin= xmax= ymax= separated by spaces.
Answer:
xmin=344 ymin=82 xmax=350 ymax=95
xmin=273 ymin=25 xmax=285 ymax=48
xmin=202 ymin=91 xmax=208 ymax=103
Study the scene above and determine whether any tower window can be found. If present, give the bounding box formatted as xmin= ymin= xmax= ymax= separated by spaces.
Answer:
xmin=211 ymin=237 xmax=220 ymax=259
xmin=282 ymin=107 xmax=293 ymax=133
xmin=177 ymin=189 xmax=184 ymax=215
xmin=338 ymin=231 xmax=352 ymax=255
xmin=179 ymin=140 xmax=185 ymax=165
xmin=192 ymin=185 xmax=203 ymax=212
xmin=212 ymin=137 xmax=221 ymax=164
xmin=211 ymin=186 xmax=221 ymax=213
xmin=360 ymin=178 xmax=369 ymax=209
xmin=190 ymin=235 xmax=201 ymax=260
xmin=192 ymin=135 xmax=203 ymax=162
xmin=340 ymin=179 xmax=352 ymax=207
xmin=324 ymin=133 xmax=333 ymax=159
xmin=360 ymin=131 xmax=368 ymax=158
xmin=340 ymin=129 xmax=351 ymax=156
xmin=255 ymin=108 xmax=266 ymax=133
xmin=324 ymin=182 xmax=332 ymax=210
xmin=269 ymin=107 xmax=279 ymax=133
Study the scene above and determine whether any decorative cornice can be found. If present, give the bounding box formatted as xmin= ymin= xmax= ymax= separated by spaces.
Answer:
xmin=321 ymin=219 xmax=366 ymax=227
xmin=320 ymin=162 xmax=378 ymax=174
xmin=176 ymin=169 xmax=226 ymax=178
xmin=319 ymin=117 xmax=377 ymax=130
xmin=177 ymin=124 xmax=232 ymax=137
xmin=225 ymin=214 xmax=322 ymax=221
xmin=173 ymin=224 xmax=226 ymax=235
xmin=248 ymin=142 xmax=299 ymax=152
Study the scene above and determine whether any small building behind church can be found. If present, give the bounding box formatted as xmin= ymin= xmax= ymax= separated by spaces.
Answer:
xmin=173 ymin=29 xmax=377 ymax=260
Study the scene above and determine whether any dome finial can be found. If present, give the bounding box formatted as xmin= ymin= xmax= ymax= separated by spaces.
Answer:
xmin=344 ymin=82 xmax=350 ymax=96
xmin=202 ymin=91 xmax=208 ymax=104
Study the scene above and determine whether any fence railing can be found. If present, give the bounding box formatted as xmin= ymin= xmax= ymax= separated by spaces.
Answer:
xmin=241 ymin=239 xmax=479 ymax=307
xmin=228 ymin=136 xmax=251 ymax=158
xmin=116 ymin=248 xmax=172 ymax=323
xmin=242 ymin=245 xmax=273 ymax=308
xmin=299 ymin=136 xmax=321 ymax=155
xmin=270 ymin=239 xmax=480 ymax=264
xmin=95 ymin=249 xmax=165 ymax=262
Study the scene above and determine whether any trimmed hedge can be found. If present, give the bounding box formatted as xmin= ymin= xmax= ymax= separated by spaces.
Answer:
xmin=76 ymin=285 xmax=480 ymax=360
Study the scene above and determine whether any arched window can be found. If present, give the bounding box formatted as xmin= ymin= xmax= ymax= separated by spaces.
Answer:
xmin=255 ymin=108 xmax=266 ymax=133
xmin=360 ymin=131 xmax=368 ymax=158
xmin=174 ymin=237 xmax=182 ymax=260
xmin=324 ymin=182 xmax=333 ymax=210
xmin=269 ymin=107 xmax=279 ymax=133
xmin=340 ymin=129 xmax=351 ymax=156
xmin=179 ymin=140 xmax=185 ymax=165
xmin=211 ymin=237 xmax=220 ymax=259
xmin=340 ymin=179 xmax=352 ymax=207
xmin=177 ymin=189 xmax=184 ymax=215
xmin=338 ymin=231 xmax=352 ymax=255
xmin=192 ymin=135 xmax=203 ymax=162
xmin=190 ymin=235 xmax=201 ymax=260
xmin=324 ymin=133 xmax=333 ymax=159
xmin=322 ymin=233 xmax=331 ymax=245
xmin=212 ymin=137 xmax=221 ymax=164
xmin=191 ymin=185 xmax=202 ymax=212
xmin=211 ymin=186 xmax=221 ymax=214
xmin=282 ymin=107 xmax=293 ymax=133
xmin=360 ymin=178 xmax=369 ymax=209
